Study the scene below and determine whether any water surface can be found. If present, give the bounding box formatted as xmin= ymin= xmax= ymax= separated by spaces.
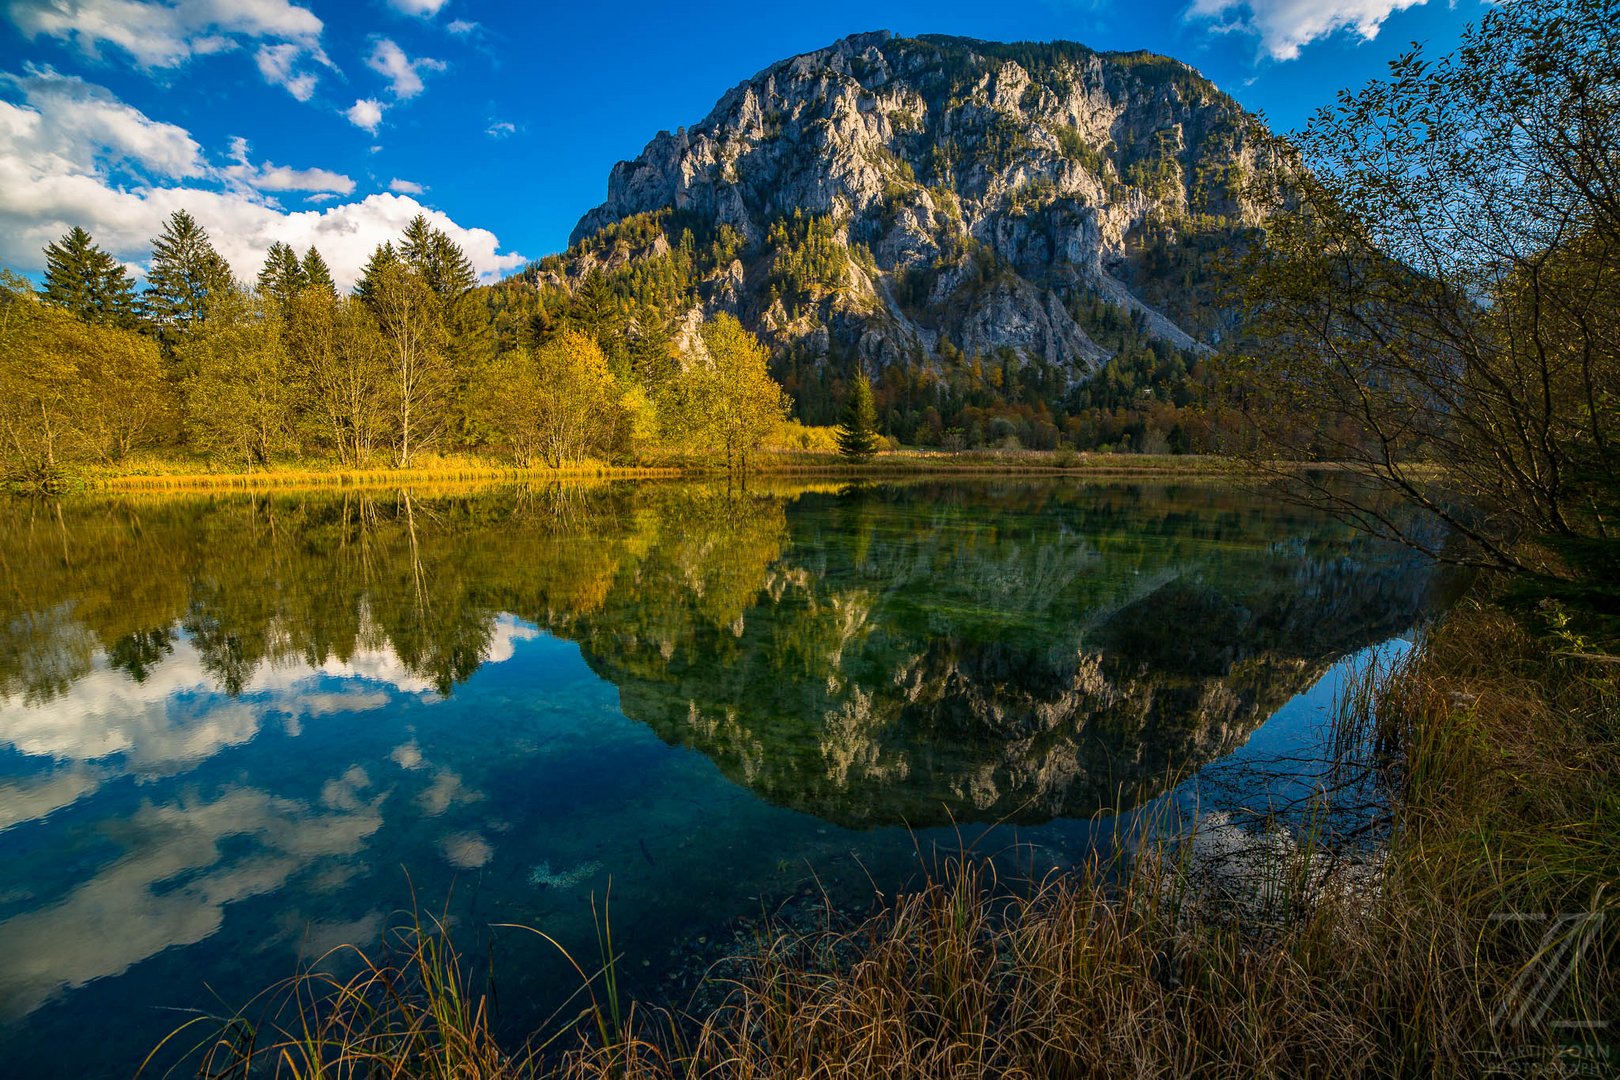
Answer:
xmin=0 ymin=479 xmax=1441 ymax=1076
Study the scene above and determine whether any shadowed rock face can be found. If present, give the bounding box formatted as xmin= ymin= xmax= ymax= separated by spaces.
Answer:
xmin=0 ymin=482 xmax=1438 ymax=830
xmin=561 ymin=32 xmax=1271 ymax=374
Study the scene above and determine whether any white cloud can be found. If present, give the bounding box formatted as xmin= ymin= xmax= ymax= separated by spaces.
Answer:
xmin=1186 ymin=0 xmax=1430 ymax=61
xmin=485 ymin=120 xmax=515 ymax=138
xmin=0 ymin=70 xmax=524 ymax=288
xmin=388 ymin=177 xmax=423 ymax=194
xmin=446 ymin=18 xmax=476 ymax=34
xmin=345 ymin=96 xmax=383 ymax=132
xmin=0 ymin=783 xmax=383 ymax=1020
xmin=389 ymin=0 xmax=450 ymax=15
xmin=230 ymin=161 xmax=354 ymax=194
xmin=1 ymin=66 xmax=206 ymax=177
xmin=366 ymin=37 xmax=443 ymax=100
xmin=254 ymin=42 xmax=317 ymax=100
xmin=220 ymin=134 xmax=353 ymax=194
xmin=8 ymin=0 xmax=324 ymax=69
xmin=254 ymin=164 xmax=352 ymax=193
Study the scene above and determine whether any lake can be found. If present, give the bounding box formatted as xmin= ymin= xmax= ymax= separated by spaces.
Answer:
xmin=0 ymin=478 xmax=1443 ymax=1076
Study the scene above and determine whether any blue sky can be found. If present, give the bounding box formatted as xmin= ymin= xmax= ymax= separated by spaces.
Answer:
xmin=0 ymin=0 xmax=1492 ymax=288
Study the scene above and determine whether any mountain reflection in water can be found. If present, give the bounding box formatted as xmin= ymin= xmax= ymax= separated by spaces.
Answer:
xmin=0 ymin=480 xmax=1441 ymax=1078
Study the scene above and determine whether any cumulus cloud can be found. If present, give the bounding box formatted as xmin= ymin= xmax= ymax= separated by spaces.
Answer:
xmin=388 ymin=177 xmax=424 ymax=194
xmin=0 ymin=72 xmax=515 ymax=291
xmin=366 ymin=38 xmax=443 ymax=100
xmin=8 ymin=0 xmax=325 ymax=70
xmin=2 ymin=66 xmax=206 ymax=178
xmin=389 ymin=0 xmax=450 ymax=15
xmin=345 ymin=96 xmax=384 ymax=133
xmin=220 ymin=135 xmax=354 ymax=194
xmin=251 ymin=163 xmax=354 ymax=193
xmin=1186 ymin=0 xmax=1431 ymax=61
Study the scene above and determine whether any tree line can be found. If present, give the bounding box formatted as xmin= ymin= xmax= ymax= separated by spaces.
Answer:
xmin=0 ymin=211 xmax=790 ymax=484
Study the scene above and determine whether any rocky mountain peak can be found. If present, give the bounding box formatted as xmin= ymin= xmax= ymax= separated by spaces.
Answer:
xmin=551 ymin=31 xmax=1272 ymax=387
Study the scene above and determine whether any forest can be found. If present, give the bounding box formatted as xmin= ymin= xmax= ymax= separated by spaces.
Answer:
xmin=0 ymin=212 xmax=792 ymax=486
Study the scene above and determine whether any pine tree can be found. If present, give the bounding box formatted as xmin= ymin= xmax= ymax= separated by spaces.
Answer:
xmin=838 ymin=371 xmax=880 ymax=462
xmin=256 ymin=241 xmax=306 ymax=306
xmin=41 ymin=226 xmax=138 ymax=327
xmin=142 ymin=210 xmax=234 ymax=348
xmin=301 ymin=246 xmax=337 ymax=296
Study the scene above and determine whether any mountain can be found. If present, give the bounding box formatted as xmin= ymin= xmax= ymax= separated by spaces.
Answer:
xmin=495 ymin=32 xmax=1276 ymax=447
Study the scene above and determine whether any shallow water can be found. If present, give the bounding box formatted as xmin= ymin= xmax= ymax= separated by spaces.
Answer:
xmin=0 ymin=479 xmax=1442 ymax=1076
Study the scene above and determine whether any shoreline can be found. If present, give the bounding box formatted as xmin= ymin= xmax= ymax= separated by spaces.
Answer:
xmin=28 ymin=451 xmax=1250 ymax=494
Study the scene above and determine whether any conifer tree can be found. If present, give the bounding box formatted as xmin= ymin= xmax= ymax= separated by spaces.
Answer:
xmin=256 ymin=241 xmax=306 ymax=306
xmin=41 ymin=226 xmax=138 ymax=327
xmin=838 ymin=371 xmax=880 ymax=462
xmin=400 ymin=214 xmax=475 ymax=299
xmin=568 ymin=268 xmax=631 ymax=377
xmin=355 ymin=242 xmax=403 ymax=305
xmin=142 ymin=210 xmax=234 ymax=348
xmin=300 ymin=246 xmax=337 ymax=296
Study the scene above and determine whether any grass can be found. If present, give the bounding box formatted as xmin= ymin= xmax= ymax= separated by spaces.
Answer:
xmin=146 ymin=590 xmax=1618 ymax=1078
xmin=36 ymin=449 xmax=1246 ymax=494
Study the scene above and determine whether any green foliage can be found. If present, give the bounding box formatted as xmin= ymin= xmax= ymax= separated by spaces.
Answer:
xmin=42 ymin=226 xmax=138 ymax=328
xmin=1050 ymin=125 xmax=1105 ymax=175
xmin=300 ymin=246 xmax=337 ymax=296
xmin=401 ymin=214 xmax=477 ymax=299
xmin=364 ymin=258 xmax=449 ymax=468
xmin=1232 ymin=0 xmax=1620 ymax=577
xmin=285 ymin=289 xmax=390 ymax=465
xmin=0 ymin=270 xmax=170 ymax=484
xmin=473 ymin=331 xmax=620 ymax=467
xmin=766 ymin=211 xmax=851 ymax=313
xmin=179 ymin=293 xmax=298 ymax=467
xmin=664 ymin=315 xmax=790 ymax=471
xmin=141 ymin=210 xmax=235 ymax=353
xmin=837 ymin=372 xmax=880 ymax=461
xmin=256 ymin=241 xmax=307 ymax=307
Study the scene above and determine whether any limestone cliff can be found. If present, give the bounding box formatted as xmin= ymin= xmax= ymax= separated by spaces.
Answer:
xmin=556 ymin=31 xmax=1270 ymax=378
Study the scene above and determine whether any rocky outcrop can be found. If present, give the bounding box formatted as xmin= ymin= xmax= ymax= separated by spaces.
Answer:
xmin=561 ymin=31 xmax=1271 ymax=378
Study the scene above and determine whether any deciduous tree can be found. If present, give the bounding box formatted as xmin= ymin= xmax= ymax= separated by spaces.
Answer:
xmin=362 ymin=256 xmax=447 ymax=467
xmin=1231 ymin=0 xmax=1620 ymax=577
xmin=179 ymin=293 xmax=298 ymax=467
xmin=474 ymin=331 xmax=619 ymax=467
xmin=285 ymin=289 xmax=390 ymax=465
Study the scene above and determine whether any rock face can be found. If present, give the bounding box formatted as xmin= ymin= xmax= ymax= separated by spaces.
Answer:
xmin=562 ymin=31 xmax=1270 ymax=378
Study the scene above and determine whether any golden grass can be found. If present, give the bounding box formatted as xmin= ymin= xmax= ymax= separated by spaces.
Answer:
xmin=59 ymin=449 xmax=1248 ymax=494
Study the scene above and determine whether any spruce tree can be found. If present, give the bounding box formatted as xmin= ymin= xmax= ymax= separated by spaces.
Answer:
xmin=42 ymin=226 xmax=137 ymax=327
xmin=400 ymin=214 xmax=475 ymax=299
xmin=300 ymin=246 xmax=337 ymax=296
xmin=256 ymin=241 xmax=306 ymax=306
xmin=142 ymin=210 xmax=234 ymax=346
xmin=838 ymin=371 xmax=880 ymax=462
xmin=355 ymin=242 xmax=404 ymax=307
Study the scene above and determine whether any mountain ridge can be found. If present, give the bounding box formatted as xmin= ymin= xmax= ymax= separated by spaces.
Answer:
xmin=499 ymin=29 xmax=1276 ymax=445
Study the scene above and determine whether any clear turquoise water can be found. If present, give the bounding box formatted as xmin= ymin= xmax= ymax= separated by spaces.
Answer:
xmin=0 ymin=480 xmax=1442 ymax=1075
